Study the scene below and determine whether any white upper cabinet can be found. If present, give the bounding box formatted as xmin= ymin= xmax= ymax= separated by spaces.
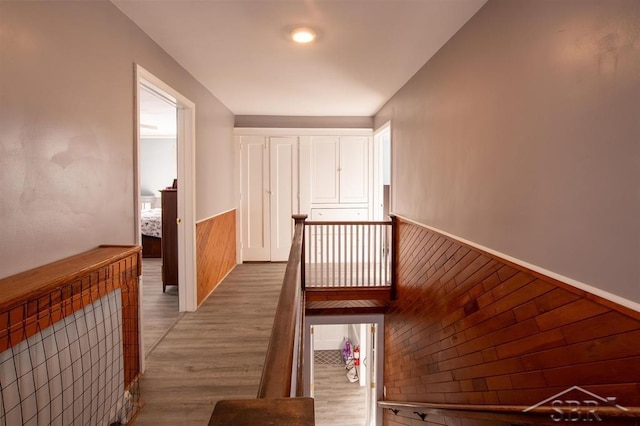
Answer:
xmin=311 ymin=135 xmax=369 ymax=205
xmin=339 ymin=136 xmax=369 ymax=203
xmin=311 ymin=136 xmax=340 ymax=204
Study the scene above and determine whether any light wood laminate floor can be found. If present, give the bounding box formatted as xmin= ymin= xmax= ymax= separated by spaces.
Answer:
xmin=136 ymin=262 xmax=368 ymax=425
xmin=133 ymin=263 xmax=285 ymax=425
xmin=314 ymin=363 xmax=367 ymax=425
xmin=141 ymin=258 xmax=181 ymax=356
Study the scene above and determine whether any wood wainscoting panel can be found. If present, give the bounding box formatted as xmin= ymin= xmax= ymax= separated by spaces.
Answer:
xmin=196 ymin=210 xmax=237 ymax=306
xmin=383 ymin=218 xmax=640 ymax=424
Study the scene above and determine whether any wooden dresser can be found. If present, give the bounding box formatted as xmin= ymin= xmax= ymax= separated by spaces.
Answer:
xmin=160 ymin=189 xmax=178 ymax=292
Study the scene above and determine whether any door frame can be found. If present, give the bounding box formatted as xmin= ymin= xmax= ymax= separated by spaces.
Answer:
xmin=373 ymin=121 xmax=391 ymax=221
xmin=134 ymin=64 xmax=198 ymax=316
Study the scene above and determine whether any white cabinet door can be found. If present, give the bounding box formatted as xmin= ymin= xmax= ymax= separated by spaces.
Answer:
xmin=339 ymin=136 xmax=369 ymax=203
xmin=270 ymin=137 xmax=298 ymax=261
xmin=310 ymin=208 xmax=368 ymax=221
xmin=240 ymin=136 xmax=270 ymax=261
xmin=311 ymin=136 xmax=339 ymax=204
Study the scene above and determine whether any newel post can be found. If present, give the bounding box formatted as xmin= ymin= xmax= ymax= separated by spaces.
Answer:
xmin=292 ymin=214 xmax=307 ymax=290
xmin=390 ymin=214 xmax=398 ymax=300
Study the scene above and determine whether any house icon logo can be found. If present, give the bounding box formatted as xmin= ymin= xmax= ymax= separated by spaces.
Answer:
xmin=523 ymin=386 xmax=628 ymax=422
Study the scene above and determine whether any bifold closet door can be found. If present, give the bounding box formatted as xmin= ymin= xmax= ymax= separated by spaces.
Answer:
xmin=269 ymin=137 xmax=298 ymax=261
xmin=240 ymin=136 xmax=270 ymax=261
xmin=241 ymin=136 xmax=298 ymax=262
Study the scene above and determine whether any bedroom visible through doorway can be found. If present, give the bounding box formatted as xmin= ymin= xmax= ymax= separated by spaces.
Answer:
xmin=134 ymin=65 xmax=198 ymax=370
xmin=138 ymin=83 xmax=181 ymax=357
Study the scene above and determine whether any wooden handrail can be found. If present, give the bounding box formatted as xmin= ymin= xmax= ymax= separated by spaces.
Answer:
xmin=257 ymin=214 xmax=307 ymax=399
xmin=378 ymin=401 xmax=640 ymax=423
xmin=305 ymin=220 xmax=393 ymax=226
xmin=0 ymin=245 xmax=142 ymax=386
xmin=0 ymin=245 xmax=141 ymax=348
xmin=0 ymin=245 xmax=141 ymax=312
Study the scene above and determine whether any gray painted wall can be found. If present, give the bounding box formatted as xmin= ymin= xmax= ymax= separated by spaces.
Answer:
xmin=375 ymin=0 xmax=640 ymax=303
xmin=0 ymin=1 xmax=234 ymax=278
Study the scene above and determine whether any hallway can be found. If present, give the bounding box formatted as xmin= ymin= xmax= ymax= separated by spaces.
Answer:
xmin=133 ymin=263 xmax=286 ymax=425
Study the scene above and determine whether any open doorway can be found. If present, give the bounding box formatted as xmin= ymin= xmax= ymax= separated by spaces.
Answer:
xmin=138 ymin=82 xmax=180 ymax=357
xmin=305 ymin=315 xmax=384 ymax=426
xmin=373 ymin=123 xmax=391 ymax=221
xmin=134 ymin=65 xmax=197 ymax=367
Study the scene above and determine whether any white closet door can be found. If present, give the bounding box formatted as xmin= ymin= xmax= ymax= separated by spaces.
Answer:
xmin=311 ymin=136 xmax=339 ymax=204
xmin=339 ymin=136 xmax=369 ymax=203
xmin=241 ymin=136 xmax=270 ymax=261
xmin=269 ymin=137 xmax=298 ymax=261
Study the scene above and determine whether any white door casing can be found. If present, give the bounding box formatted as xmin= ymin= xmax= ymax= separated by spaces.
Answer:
xmin=366 ymin=323 xmax=377 ymax=425
xmin=135 ymin=66 xmax=197 ymax=314
xmin=134 ymin=65 xmax=197 ymax=372
xmin=373 ymin=122 xmax=391 ymax=221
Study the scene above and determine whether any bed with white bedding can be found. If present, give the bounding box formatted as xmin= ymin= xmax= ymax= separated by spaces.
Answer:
xmin=141 ymin=208 xmax=162 ymax=238
xmin=141 ymin=208 xmax=162 ymax=257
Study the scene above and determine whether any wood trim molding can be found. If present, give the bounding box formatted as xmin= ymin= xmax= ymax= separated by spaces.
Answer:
xmin=305 ymin=287 xmax=391 ymax=302
xmin=196 ymin=207 xmax=237 ymax=224
xmin=234 ymin=127 xmax=373 ymax=137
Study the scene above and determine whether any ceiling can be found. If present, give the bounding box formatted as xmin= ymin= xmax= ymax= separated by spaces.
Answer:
xmin=113 ymin=0 xmax=487 ymax=117
xmin=139 ymin=87 xmax=177 ymax=137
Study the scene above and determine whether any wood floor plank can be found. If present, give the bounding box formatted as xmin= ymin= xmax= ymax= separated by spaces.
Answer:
xmin=142 ymin=258 xmax=181 ymax=356
xmin=314 ymin=363 xmax=367 ymax=426
xmin=133 ymin=263 xmax=286 ymax=426
xmin=137 ymin=262 xmax=370 ymax=425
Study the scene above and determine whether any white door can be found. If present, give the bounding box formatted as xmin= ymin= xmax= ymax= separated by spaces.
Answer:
xmin=365 ymin=323 xmax=377 ymax=426
xmin=309 ymin=325 xmax=315 ymax=398
xmin=314 ymin=324 xmax=349 ymax=350
xmin=269 ymin=137 xmax=298 ymax=261
xmin=241 ymin=136 xmax=270 ymax=261
xmin=311 ymin=136 xmax=339 ymax=204
xmin=339 ymin=136 xmax=369 ymax=203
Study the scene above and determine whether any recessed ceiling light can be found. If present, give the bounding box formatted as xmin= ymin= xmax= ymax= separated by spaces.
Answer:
xmin=291 ymin=27 xmax=316 ymax=44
